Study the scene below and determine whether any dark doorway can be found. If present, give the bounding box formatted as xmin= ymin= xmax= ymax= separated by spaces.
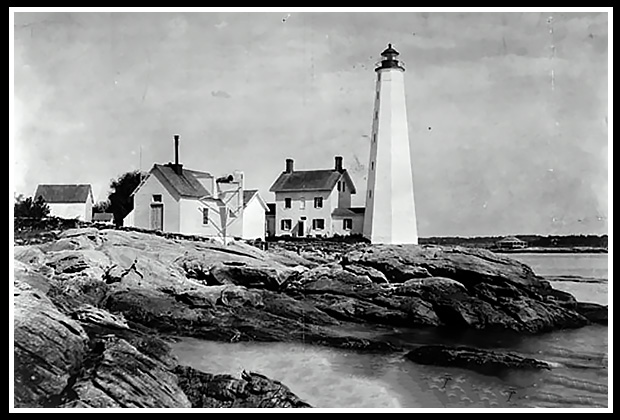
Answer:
xmin=297 ymin=220 xmax=305 ymax=237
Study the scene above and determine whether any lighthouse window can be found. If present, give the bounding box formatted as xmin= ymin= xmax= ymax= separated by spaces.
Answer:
xmin=374 ymin=110 xmax=379 ymax=120
xmin=376 ymin=91 xmax=380 ymax=100
xmin=371 ymin=161 xmax=374 ymax=170
xmin=368 ymin=190 xmax=372 ymax=198
xmin=372 ymin=133 xmax=376 ymax=143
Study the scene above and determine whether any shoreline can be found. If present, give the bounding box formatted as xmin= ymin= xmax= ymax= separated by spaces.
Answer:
xmin=493 ymin=248 xmax=608 ymax=254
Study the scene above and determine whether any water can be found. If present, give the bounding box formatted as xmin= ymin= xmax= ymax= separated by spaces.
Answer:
xmin=171 ymin=254 xmax=609 ymax=408
xmin=504 ymin=253 xmax=608 ymax=306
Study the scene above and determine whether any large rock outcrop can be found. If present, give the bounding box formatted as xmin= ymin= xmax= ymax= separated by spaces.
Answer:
xmin=13 ymin=227 xmax=607 ymax=407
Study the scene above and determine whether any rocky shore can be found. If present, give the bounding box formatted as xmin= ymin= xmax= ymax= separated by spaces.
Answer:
xmin=13 ymin=227 xmax=607 ymax=408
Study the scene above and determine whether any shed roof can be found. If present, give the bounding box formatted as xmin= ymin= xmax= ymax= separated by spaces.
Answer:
xmin=34 ymin=184 xmax=93 ymax=203
xmin=332 ymin=207 xmax=366 ymax=217
xmin=150 ymin=164 xmax=212 ymax=198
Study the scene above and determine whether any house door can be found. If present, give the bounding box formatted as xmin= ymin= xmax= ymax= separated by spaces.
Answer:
xmin=297 ymin=220 xmax=305 ymax=237
xmin=150 ymin=204 xmax=163 ymax=231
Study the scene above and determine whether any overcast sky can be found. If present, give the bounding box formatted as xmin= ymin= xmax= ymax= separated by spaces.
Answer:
xmin=11 ymin=10 xmax=609 ymax=236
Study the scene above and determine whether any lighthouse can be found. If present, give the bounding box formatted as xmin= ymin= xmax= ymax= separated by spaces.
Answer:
xmin=362 ymin=44 xmax=419 ymax=244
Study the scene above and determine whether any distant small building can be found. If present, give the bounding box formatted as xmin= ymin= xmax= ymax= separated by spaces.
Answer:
xmin=496 ymin=236 xmax=527 ymax=250
xmin=34 ymin=184 xmax=94 ymax=222
xmin=92 ymin=212 xmax=114 ymax=225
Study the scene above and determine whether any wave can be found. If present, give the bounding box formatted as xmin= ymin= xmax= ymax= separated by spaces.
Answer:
xmin=525 ymin=391 xmax=608 ymax=408
xmin=543 ymin=374 xmax=608 ymax=395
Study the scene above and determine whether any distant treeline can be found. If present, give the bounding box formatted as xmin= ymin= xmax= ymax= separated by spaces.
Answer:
xmin=419 ymin=235 xmax=608 ymax=249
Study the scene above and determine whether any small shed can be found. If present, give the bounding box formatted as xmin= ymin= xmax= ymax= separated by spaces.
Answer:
xmin=34 ymin=184 xmax=94 ymax=222
xmin=92 ymin=212 xmax=114 ymax=224
xmin=496 ymin=236 xmax=527 ymax=250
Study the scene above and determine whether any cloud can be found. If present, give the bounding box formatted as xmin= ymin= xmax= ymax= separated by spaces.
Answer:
xmin=211 ymin=90 xmax=231 ymax=99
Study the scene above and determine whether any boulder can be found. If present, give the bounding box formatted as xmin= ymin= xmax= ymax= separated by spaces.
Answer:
xmin=496 ymin=297 xmax=589 ymax=333
xmin=406 ymin=345 xmax=551 ymax=376
xmin=72 ymin=304 xmax=130 ymax=330
xmin=174 ymin=366 xmax=311 ymax=408
xmin=68 ymin=337 xmax=191 ymax=408
xmin=345 ymin=245 xmax=543 ymax=288
xmin=46 ymin=274 xmax=111 ymax=313
xmin=398 ymin=277 xmax=468 ymax=299
xmin=14 ymin=245 xmax=46 ymax=266
xmin=294 ymin=265 xmax=384 ymax=298
xmin=14 ymin=280 xmax=90 ymax=407
xmin=372 ymin=295 xmax=441 ymax=327
xmin=344 ymin=264 xmax=389 ymax=284
xmin=305 ymin=293 xmax=411 ymax=326
xmin=14 ymin=259 xmax=53 ymax=293
xmin=431 ymin=294 xmax=524 ymax=331
xmin=209 ymin=262 xmax=286 ymax=290
xmin=571 ymin=302 xmax=607 ymax=325
xmin=44 ymin=250 xmax=110 ymax=278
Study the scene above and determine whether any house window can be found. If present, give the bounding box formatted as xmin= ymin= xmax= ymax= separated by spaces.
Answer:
xmin=342 ymin=182 xmax=346 ymax=192
xmin=312 ymin=219 xmax=325 ymax=230
xmin=202 ymin=208 xmax=209 ymax=225
xmin=314 ymin=197 xmax=323 ymax=209
xmin=284 ymin=198 xmax=292 ymax=209
xmin=299 ymin=197 xmax=306 ymax=210
xmin=152 ymin=194 xmax=162 ymax=202
xmin=337 ymin=181 xmax=341 ymax=191
xmin=281 ymin=219 xmax=292 ymax=231
xmin=343 ymin=219 xmax=353 ymax=230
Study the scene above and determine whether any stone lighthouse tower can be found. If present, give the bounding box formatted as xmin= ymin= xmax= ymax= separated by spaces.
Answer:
xmin=362 ymin=44 xmax=418 ymax=244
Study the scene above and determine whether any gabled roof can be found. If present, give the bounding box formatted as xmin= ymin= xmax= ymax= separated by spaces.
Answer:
xmin=35 ymin=184 xmax=93 ymax=203
xmin=269 ymin=169 xmax=356 ymax=193
xmin=134 ymin=164 xmax=213 ymax=199
xmin=243 ymin=190 xmax=257 ymax=208
xmin=243 ymin=189 xmax=269 ymax=212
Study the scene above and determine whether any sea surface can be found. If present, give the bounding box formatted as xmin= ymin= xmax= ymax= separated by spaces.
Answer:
xmin=171 ymin=253 xmax=609 ymax=409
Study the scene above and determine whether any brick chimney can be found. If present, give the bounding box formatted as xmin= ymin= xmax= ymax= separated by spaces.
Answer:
xmin=172 ymin=134 xmax=183 ymax=175
xmin=285 ymin=158 xmax=294 ymax=173
xmin=334 ymin=156 xmax=343 ymax=172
